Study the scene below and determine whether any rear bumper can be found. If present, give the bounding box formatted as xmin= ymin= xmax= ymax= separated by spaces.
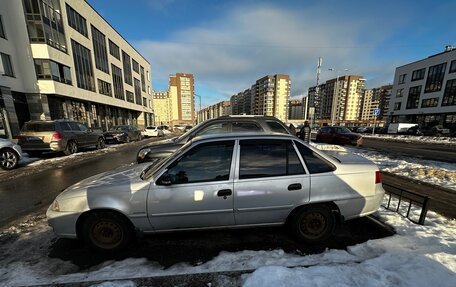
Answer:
xmin=22 ymin=141 xmax=66 ymax=152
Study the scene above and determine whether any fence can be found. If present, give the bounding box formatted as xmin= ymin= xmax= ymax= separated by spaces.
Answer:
xmin=382 ymin=183 xmax=429 ymax=225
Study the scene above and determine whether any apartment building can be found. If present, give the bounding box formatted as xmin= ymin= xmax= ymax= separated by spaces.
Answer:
xmin=231 ymin=74 xmax=291 ymax=122
xmin=360 ymin=89 xmax=379 ymax=121
xmin=288 ymin=100 xmax=304 ymax=120
xmin=389 ymin=47 xmax=456 ymax=128
xmin=0 ymin=0 xmax=153 ymax=138
xmin=196 ymin=101 xmax=230 ymax=123
xmin=152 ymin=73 xmax=195 ymax=126
xmin=308 ymin=75 xmax=365 ymax=125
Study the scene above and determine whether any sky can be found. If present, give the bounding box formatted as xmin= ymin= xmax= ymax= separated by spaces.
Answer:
xmin=88 ymin=0 xmax=456 ymax=107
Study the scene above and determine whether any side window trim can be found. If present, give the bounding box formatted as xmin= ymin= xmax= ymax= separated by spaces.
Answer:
xmin=291 ymin=140 xmax=310 ymax=175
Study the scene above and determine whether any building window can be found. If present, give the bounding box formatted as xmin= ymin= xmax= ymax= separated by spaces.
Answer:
xmin=134 ymin=78 xmax=142 ymax=105
xmin=91 ymin=25 xmax=109 ymax=74
xmin=421 ymin=97 xmax=439 ymax=108
xmin=97 ymin=79 xmax=112 ymax=97
xmin=108 ymin=39 xmax=120 ymax=60
xmin=140 ymin=66 xmax=146 ymax=92
xmin=71 ymin=39 xmax=95 ymax=91
xmin=66 ymin=4 xmax=87 ymax=37
xmin=111 ymin=64 xmax=124 ymax=100
xmin=1 ymin=53 xmax=14 ymax=77
xmin=425 ymin=63 xmax=447 ymax=93
xmin=126 ymin=91 xmax=134 ymax=103
xmin=442 ymin=79 xmax=456 ymax=106
xmin=406 ymin=86 xmax=422 ymax=109
xmin=398 ymin=74 xmax=406 ymax=84
xmin=132 ymin=59 xmax=139 ymax=73
xmin=411 ymin=68 xmax=425 ymax=81
xmin=396 ymin=88 xmax=403 ymax=97
xmin=450 ymin=60 xmax=456 ymax=74
xmin=142 ymin=97 xmax=147 ymax=107
xmin=394 ymin=102 xmax=402 ymax=110
xmin=122 ymin=51 xmax=132 ymax=85
xmin=34 ymin=59 xmax=72 ymax=84
xmin=24 ymin=0 xmax=67 ymax=52
xmin=0 ymin=15 xmax=6 ymax=39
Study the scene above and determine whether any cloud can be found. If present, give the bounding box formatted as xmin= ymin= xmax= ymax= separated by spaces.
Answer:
xmin=135 ymin=2 xmax=414 ymax=104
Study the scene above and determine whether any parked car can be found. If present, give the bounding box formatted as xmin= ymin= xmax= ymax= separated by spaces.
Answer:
xmin=405 ymin=125 xmax=423 ymax=136
xmin=142 ymin=126 xmax=164 ymax=138
xmin=104 ymin=125 xmax=142 ymax=143
xmin=47 ymin=133 xmax=385 ymax=252
xmin=17 ymin=120 xmax=105 ymax=157
xmin=315 ymin=126 xmax=363 ymax=146
xmin=158 ymin=125 xmax=172 ymax=135
xmin=137 ymin=115 xmax=292 ymax=163
xmin=387 ymin=123 xmax=419 ymax=134
xmin=0 ymin=138 xmax=22 ymax=170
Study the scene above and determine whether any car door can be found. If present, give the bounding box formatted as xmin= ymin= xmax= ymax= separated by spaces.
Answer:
xmin=233 ymin=139 xmax=310 ymax=225
xmin=78 ymin=123 xmax=96 ymax=146
xmin=147 ymin=140 xmax=236 ymax=230
xmin=68 ymin=122 xmax=86 ymax=146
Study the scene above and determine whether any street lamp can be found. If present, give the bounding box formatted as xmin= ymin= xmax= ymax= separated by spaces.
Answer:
xmin=328 ymin=68 xmax=348 ymax=126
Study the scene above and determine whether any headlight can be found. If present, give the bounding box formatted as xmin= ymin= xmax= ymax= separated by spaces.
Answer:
xmin=50 ymin=200 xmax=60 ymax=212
xmin=137 ymin=148 xmax=151 ymax=161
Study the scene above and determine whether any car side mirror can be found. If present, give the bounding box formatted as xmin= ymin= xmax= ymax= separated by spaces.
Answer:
xmin=158 ymin=173 xmax=172 ymax=186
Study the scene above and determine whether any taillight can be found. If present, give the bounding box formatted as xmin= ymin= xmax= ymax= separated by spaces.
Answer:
xmin=51 ymin=133 xmax=64 ymax=140
xmin=375 ymin=171 xmax=382 ymax=184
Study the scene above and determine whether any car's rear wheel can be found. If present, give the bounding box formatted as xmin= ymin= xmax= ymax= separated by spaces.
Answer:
xmin=96 ymin=137 xmax=105 ymax=149
xmin=0 ymin=148 xmax=19 ymax=170
xmin=291 ymin=205 xmax=335 ymax=243
xmin=82 ymin=211 xmax=133 ymax=252
xmin=64 ymin=141 xmax=78 ymax=155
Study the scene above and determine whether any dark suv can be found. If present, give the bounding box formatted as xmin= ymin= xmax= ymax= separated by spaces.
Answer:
xmin=17 ymin=120 xmax=105 ymax=157
xmin=136 ymin=115 xmax=291 ymax=163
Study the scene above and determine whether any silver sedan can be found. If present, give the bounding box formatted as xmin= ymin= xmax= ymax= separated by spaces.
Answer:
xmin=47 ymin=133 xmax=385 ymax=251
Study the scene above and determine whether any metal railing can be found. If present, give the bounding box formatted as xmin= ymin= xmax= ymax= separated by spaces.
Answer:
xmin=382 ymin=183 xmax=429 ymax=225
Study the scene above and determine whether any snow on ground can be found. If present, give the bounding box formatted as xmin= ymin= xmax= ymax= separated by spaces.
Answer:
xmin=362 ymin=134 xmax=456 ymax=146
xmin=0 ymin=207 xmax=455 ymax=287
xmin=312 ymin=143 xmax=456 ymax=192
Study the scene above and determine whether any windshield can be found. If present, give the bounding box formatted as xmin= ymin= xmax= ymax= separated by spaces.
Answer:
xmin=175 ymin=121 xmax=205 ymax=142
xmin=335 ymin=127 xmax=352 ymax=134
xmin=112 ymin=126 xmax=128 ymax=131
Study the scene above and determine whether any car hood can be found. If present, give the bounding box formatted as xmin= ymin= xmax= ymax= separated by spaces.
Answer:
xmin=57 ymin=163 xmax=151 ymax=200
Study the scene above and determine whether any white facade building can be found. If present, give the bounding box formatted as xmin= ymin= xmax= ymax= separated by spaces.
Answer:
xmin=389 ymin=47 xmax=456 ymax=128
xmin=0 ymin=0 xmax=153 ymax=138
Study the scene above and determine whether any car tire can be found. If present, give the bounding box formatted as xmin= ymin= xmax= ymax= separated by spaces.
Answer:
xmin=27 ymin=151 xmax=42 ymax=158
xmin=0 ymin=148 xmax=19 ymax=170
xmin=82 ymin=211 xmax=133 ymax=252
xmin=64 ymin=140 xmax=78 ymax=155
xmin=291 ymin=205 xmax=335 ymax=243
xmin=96 ymin=137 xmax=105 ymax=149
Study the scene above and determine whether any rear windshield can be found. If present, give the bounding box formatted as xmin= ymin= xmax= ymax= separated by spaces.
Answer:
xmin=22 ymin=122 xmax=55 ymax=132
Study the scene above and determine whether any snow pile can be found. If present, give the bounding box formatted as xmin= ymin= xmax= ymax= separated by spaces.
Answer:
xmin=311 ymin=143 xmax=456 ymax=192
xmin=0 ymin=208 xmax=455 ymax=286
xmin=363 ymin=134 xmax=456 ymax=146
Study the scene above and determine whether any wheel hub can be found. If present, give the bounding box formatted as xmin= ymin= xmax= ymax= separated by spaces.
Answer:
xmin=301 ymin=212 xmax=326 ymax=236
xmin=1 ymin=151 xmax=17 ymax=168
xmin=91 ymin=220 xmax=122 ymax=248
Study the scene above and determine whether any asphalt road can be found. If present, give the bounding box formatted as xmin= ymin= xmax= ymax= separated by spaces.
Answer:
xmin=361 ymin=137 xmax=456 ymax=163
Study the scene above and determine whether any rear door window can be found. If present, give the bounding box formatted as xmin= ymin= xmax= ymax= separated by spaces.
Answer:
xmin=265 ymin=121 xmax=288 ymax=134
xmin=68 ymin=122 xmax=80 ymax=131
xmin=60 ymin=122 xmax=72 ymax=131
xmin=232 ymin=122 xmax=262 ymax=132
xmin=239 ymin=139 xmax=305 ymax=179
xmin=294 ymin=141 xmax=336 ymax=174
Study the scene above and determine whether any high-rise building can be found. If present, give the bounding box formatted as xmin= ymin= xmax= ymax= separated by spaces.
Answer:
xmin=196 ymin=101 xmax=230 ymax=122
xmin=0 ymin=0 xmax=153 ymax=138
xmin=288 ymin=100 xmax=304 ymax=120
xmin=152 ymin=73 xmax=195 ymax=126
xmin=308 ymin=75 xmax=365 ymax=124
xmin=231 ymin=74 xmax=291 ymax=122
xmin=374 ymin=85 xmax=392 ymax=121
xmin=388 ymin=47 xmax=455 ymax=128
xmin=360 ymin=89 xmax=379 ymax=121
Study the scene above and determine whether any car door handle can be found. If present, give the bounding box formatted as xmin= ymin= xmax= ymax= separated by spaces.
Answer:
xmin=288 ymin=183 xmax=302 ymax=191
xmin=217 ymin=189 xmax=232 ymax=197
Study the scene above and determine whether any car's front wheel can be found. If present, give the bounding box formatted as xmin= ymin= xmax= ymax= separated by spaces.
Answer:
xmin=0 ymin=148 xmax=19 ymax=170
xmin=64 ymin=140 xmax=78 ymax=155
xmin=291 ymin=205 xmax=335 ymax=243
xmin=82 ymin=211 xmax=133 ymax=252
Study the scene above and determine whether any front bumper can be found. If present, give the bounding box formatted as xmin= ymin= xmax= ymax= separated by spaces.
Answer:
xmin=46 ymin=206 xmax=81 ymax=239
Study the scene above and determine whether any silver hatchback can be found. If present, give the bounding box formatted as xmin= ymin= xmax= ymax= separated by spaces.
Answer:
xmin=47 ymin=133 xmax=385 ymax=251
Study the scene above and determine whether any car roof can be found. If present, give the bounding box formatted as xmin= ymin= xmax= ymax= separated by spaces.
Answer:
xmin=190 ymin=132 xmax=296 ymax=143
